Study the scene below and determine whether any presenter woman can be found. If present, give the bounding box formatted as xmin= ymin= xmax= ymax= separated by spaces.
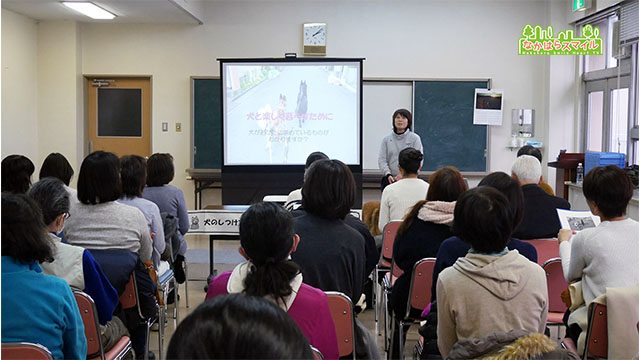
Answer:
xmin=378 ymin=109 xmax=423 ymax=190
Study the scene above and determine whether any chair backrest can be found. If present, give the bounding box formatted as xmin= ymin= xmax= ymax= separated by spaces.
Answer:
xmin=325 ymin=291 xmax=355 ymax=359
xmin=119 ymin=273 xmax=146 ymax=321
xmin=584 ymin=302 xmax=608 ymax=359
xmin=542 ymin=258 xmax=569 ymax=313
xmin=2 ymin=343 xmax=53 ymax=360
xmin=406 ymin=258 xmax=436 ymax=318
xmin=523 ymin=239 xmax=559 ymax=266
xmin=310 ymin=345 xmax=324 ymax=360
xmin=381 ymin=220 xmax=402 ymax=263
xmin=73 ymin=290 xmax=105 ymax=359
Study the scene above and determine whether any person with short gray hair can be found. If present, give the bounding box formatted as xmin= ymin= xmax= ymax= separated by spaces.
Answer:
xmin=511 ymin=155 xmax=570 ymax=239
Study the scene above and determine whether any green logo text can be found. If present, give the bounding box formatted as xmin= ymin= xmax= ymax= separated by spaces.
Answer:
xmin=518 ymin=24 xmax=603 ymax=56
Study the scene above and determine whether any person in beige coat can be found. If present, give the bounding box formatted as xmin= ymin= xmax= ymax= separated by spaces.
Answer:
xmin=437 ymin=186 xmax=548 ymax=357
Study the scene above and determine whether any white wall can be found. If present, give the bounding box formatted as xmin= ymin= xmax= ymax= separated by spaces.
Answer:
xmin=4 ymin=1 xmax=578 ymax=207
xmin=2 ymin=9 xmax=39 ymax=162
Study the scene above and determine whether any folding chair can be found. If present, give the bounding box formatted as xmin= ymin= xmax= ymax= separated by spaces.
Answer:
xmin=2 ymin=342 xmax=53 ymax=360
xmin=381 ymin=260 xmax=404 ymax=350
xmin=119 ymin=274 xmax=160 ymax=360
xmin=310 ymin=345 xmax=324 ymax=360
xmin=523 ymin=238 xmax=559 ymax=266
xmin=325 ymin=291 xmax=356 ymax=359
xmin=583 ymin=302 xmax=608 ymax=359
xmin=542 ymin=258 xmax=568 ymax=337
xmin=390 ymin=257 xmax=435 ymax=359
xmin=374 ymin=220 xmax=402 ymax=335
xmin=73 ymin=290 xmax=132 ymax=360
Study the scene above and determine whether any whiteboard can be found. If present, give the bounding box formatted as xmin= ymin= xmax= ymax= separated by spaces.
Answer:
xmin=362 ymin=81 xmax=413 ymax=170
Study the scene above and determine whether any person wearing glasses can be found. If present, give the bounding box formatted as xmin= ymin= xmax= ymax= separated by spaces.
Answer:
xmin=28 ymin=177 xmax=128 ymax=350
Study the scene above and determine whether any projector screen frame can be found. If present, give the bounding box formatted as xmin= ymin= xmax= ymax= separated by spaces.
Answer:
xmin=219 ymin=57 xmax=364 ymax=173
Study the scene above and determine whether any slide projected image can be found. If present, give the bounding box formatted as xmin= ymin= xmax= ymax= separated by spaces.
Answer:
xmin=223 ymin=62 xmax=360 ymax=165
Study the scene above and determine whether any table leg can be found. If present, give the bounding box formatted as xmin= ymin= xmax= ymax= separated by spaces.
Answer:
xmin=204 ymin=234 xmax=218 ymax=292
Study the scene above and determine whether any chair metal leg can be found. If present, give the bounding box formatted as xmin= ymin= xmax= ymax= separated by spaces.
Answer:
xmin=374 ymin=267 xmax=380 ymax=335
xmin=158 ymin=307 xmax=164 ymax=360
xmin=184 ymin=262 xmax=190 ymax=308
xmin=144 ymin=320 xmax=151 ymax=360
xmin=399 ymin=320 xmax=405 ymax=360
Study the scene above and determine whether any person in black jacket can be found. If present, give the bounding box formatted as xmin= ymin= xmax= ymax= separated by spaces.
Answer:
xmin=511 ymin=155 xmax=570 ymax=239
xmin=388 ymin=166 xmax=467 ymax=359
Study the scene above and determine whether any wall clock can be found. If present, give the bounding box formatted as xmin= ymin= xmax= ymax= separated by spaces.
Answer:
xmin=303 ymin=23 xmax=327 ymax=56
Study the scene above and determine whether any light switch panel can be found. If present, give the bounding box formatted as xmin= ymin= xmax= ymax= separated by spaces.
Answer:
xmin=162 ymin=122 xmax=168 ymax=132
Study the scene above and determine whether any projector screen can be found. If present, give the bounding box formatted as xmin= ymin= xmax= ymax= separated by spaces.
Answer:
xmin=222 ymin=59 xmax=362 ymax=166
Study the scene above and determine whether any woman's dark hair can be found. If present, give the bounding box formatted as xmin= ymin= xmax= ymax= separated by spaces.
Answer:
xmin=392 ymin=108 xmax=413 ymax=133
xmin=302 ymin=159 xmax=355 ymax=220
xmin=2 ymin=154 xmax=35 ymax=194
xmin=517 ymin=145 xmax=543 ymax=163
xmin=239 ymin=202 xmax=300 ymax=305
xmin=305 ymin=151 xmax=329 ymax=169
xmin=2 ymin=193 xmax=53 ymax=263
xmin=77 ymin=151 xmax=121 ymax=205
xmin=147 ymin=153 xmax=174 ymax=186
xmin=453 ymin=187 xmax=513 ymax=253
xmin=39 ymin=153 xmax=74 ymax=186
xmin=121 ymin=155 xmax=147 ymax=198
xmin=479 ymin=171 xmax=525 ymax=229
xmin=583 ymin=165 xmax=634 ymax=218
xmin=398 ymin=166 xmax=467 ymax=234
xmin=27 ymin=177 xmax=70 ymax=226
xmin=398 ymin=147 xmax=423 ymax=175
xmin=167 ymin=294 xmax=313 ymax=359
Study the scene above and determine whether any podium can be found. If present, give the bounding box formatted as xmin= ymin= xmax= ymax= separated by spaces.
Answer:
xmin=548 ymin=151 xmax=584 ymax=200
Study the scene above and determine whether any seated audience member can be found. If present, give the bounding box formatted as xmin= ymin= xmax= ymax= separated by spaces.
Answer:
xmin=28 ymin=178 xmax=128 ymax=350
xmin=64 ymin=151 xmax=152 ymax=262
xmin=39 ymin=152 xmax=77 ymax=198
xmin=1 ymin=154 xmax=35 ymax=194
xmin=290 ymin=159 xmax=366 ymax=303
xmin=378 ymin=147 xmax=429 ymax=231
xmin=284 ymin=151 xmax=329 ymax=211
xmin=388 ymin=166 xmax=467 ymax=358
xmin=1 ymin=193 xmax=87 ymax=359
xmin=432 ymin=172 xmax=538 ymax=301
xmin=511 ymin=154 xmax=570 ymax=239
xmin=437 ymin=187 xmax=548 ymax=357
xmin=167 ymin=294 xmax=313 ymax=359
xmin=517 ymin=145 xmax=554 ymax=195
xmin=119 ymin=155 xmax=166 ymax=269
xmin=206 ymin=202 xmax=338 ymax=359
xmin=142 ymin=153 xmax=189 ymax=282
xmin=558 ymin=165 xmax=639 ymax=344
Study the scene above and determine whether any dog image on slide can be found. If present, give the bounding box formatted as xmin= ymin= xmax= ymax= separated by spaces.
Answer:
xmin=296 ymin=80 xmax=308 ymax=128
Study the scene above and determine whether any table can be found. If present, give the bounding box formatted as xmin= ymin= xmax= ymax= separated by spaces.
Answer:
xmin=185 ymin=169 xmax=221 ymax=209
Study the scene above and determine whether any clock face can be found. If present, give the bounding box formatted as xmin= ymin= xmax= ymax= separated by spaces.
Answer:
xmin=303 ymin=23 xmax=326 ymax=46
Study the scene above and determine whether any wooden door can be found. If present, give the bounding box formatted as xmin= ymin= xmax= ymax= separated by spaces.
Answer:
xmin=85 ymin=76 xmax=151 ymax=157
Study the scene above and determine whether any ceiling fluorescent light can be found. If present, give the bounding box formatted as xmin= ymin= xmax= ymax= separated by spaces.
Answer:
xmin=62 ymin=2 xmax=116 ymax=20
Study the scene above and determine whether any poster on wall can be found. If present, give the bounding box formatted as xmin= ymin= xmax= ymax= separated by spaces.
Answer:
xmin=473 ymin=89 xmax=504 ymax=126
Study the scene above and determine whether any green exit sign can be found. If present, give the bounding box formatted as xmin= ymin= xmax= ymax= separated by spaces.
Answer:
xmin=573 ymin=0 xmax=588 ymax=11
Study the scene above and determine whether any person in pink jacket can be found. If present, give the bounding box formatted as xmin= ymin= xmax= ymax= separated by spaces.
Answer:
xmin=206 ymin=202 xmax=338 ymax=359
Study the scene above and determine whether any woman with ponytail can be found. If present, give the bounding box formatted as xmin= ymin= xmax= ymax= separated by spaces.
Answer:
xmin=206 ymin=202 xmax=338 ymax=359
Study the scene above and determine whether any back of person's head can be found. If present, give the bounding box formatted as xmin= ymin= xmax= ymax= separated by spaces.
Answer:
xmin=305 ymin=151 xmax=329 ymax=169
xmin=479 ymin=171 xmax=525 ymax=229
xmin=511 ymin=155 xmax=541 ymax=185
xmin=77 ymin=151 xmax=121 ymax=205
xmin=147 ymin=153 xmax=174 ymax=186
xmin=167 ymin=294 xmax=313 ymax=359
xmin=398 ymin=147 xmax=423 ymax=175
xmin=583 ymin=165 xmax=634 ymax=218
xmin=302 ymin=159 xmax=355 ymax=220
xmin=426 ymin=166 xmax=467 ymax=202
xmin=517 ymin=145 xmax=543 ymax=163
xmin=453 ymin=187 xmax=513 ymax=253
xmin=398 ymin=166 xmax=467 ymax=235
xmin=39 ymin=153 xmax=74 ymax=186
xmin=392 ymin=108 xmax=413 ymax=132
xmin=27 ymin=177 xmax=70 ymax=227
xmin=239 ymin=202 xmax=300 ymax=303
xmin=2 ymin=193 xmax=53 ymax=264
xmin=120 ymin=155 xmax=147 ymax=198
xmin=2 ymin=154 xmax=35 ymax=194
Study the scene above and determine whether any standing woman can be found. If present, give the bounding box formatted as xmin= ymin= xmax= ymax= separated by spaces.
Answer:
xmin=142 ymin=153 xmax=189 ymax=282
xmin=378 ymin=109 xmax=423 ymax=190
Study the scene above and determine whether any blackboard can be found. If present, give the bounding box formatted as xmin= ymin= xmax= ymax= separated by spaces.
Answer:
xmin=414 ymin=80 xmax=489 ymax=173
xmin=192 ymin=78 xmax=222 ymax=169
